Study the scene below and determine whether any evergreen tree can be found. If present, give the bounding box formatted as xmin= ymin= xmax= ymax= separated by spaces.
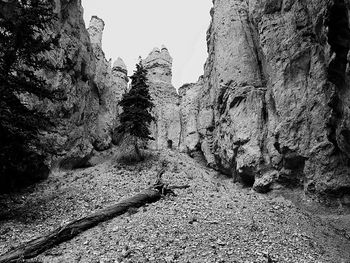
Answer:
xmin=0 ymin=0 xmax=59 ymax=191
xmin=116 ymin=61 xmax=155 ymax=160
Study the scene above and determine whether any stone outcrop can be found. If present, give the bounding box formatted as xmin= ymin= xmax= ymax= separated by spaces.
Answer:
xmin=1 ymin=0 xmax=102 ymax=184
xmin=178 ymin=77 xmax=203 ymax=153
xmin=88 ymin=16 xmax=128 ymax=151
xmin=111 ymin=57 xmax=128 ymax=109
xmin=0 ymin=1 xmax=127 ymax=190
xmin=31 ymin=0 xmax=100 ymax=170
xmin=142 ymin=46 xmax=181 ymax=150
xmin=181 ymin=0 xmax=350 ymax=201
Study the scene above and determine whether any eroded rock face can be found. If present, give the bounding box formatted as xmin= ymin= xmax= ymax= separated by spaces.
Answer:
xmin=0 ymin=1 xmax=124 ymax=190
xmin=88 ymin=16 xmax=128 ymax=151
xmin=142 ymin=46 xmax=181 ymax=150
xmin=35 ymin=0 xmax=99 ymax=170
xmin=191 ymin=0 xmax=350 ymax=199
xmin=178 ymin=77 xmax=203 ymax=153
xmin=6 ymin=0 xmax=102 ymax=181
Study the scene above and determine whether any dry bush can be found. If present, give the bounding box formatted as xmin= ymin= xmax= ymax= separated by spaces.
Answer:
xmin=114 ymin=134 xmax=147 ymax=164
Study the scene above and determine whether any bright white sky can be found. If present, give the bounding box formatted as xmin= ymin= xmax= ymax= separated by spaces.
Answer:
xmin=82 ymin=0 xmax=212 ymax=88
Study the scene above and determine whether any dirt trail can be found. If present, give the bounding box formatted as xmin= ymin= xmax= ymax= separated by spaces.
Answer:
xmin=1 ymin=149 xmax=349 ymax=263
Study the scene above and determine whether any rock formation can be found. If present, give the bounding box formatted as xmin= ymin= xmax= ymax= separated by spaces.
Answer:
xmin=3 ymin=0 xmax=101 ymax=186
xmin=142 ymin=46 xmax=181 ymax=150
xmin=2 ymin=0 xmax=349 ymax=204
xmin=0 ymin=1 xmax=128 ymax=190
xmin=88 ymin=16 xmax=128 ymax=151
xmin=28 ymin=0 xmax=100 ymax=170
xmin=180 ymin=0 xmax=350 ymax=201
xmin=178 ymin=77 xmax=203 ymax=153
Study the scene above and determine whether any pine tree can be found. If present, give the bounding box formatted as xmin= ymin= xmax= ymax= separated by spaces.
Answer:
xmin=0 ymin=0 xmax=59 ymax=191
xmin=116 ymin=61 xmax=155 ymax=160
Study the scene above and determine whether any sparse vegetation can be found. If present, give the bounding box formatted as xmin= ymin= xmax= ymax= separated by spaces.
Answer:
xmin=115 ymin=135 xmax=153 ymax=164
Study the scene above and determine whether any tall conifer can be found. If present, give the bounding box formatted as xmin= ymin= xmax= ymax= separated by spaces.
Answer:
xmin=0 ymin=0 xmax=58 ymax=190
xmin=116 ymin=61 xmax=155 ymax=160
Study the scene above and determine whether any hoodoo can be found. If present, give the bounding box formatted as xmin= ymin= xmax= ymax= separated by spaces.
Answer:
xmin=88 ymin=16 xmax=128 ymax=151
xmin=142 ymin=46 xmax=181 ymax=150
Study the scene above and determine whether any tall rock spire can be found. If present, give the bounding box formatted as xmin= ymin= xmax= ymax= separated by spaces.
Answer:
xmin=87 ymin=16 xmax=105 ymax=46
xmin=141 ymin=46 xmax=181 ymax=150
xmin=87 ymin=16 xmax=128 ymax=151
xmin=112 ymin=57 xmax=128 ymax=76
xmin=111 ymin=57 xmax=128 ymax=102
xmin=142 ymin=45 xmax=173 ymax=84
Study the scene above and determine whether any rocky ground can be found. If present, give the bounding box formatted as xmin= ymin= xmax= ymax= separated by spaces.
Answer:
xmin=0 ymin=149 xmax=350 ymax=263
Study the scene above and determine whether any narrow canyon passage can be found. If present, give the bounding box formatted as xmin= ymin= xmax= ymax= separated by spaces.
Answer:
xmin=1 ymin=0 xmax=350 ymax=262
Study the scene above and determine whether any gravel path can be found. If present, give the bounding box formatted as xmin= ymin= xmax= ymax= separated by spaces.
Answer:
xmin=1 ymin=149 xmax=349 ymax=263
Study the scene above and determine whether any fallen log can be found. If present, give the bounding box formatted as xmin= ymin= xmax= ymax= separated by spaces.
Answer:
xmin=0 ymin=168 xmax=185 ymax=263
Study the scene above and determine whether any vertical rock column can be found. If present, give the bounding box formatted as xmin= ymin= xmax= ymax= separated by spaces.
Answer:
xmin=198 ymin=0 xmax=266 ymax=182
xmin=178 ymin=77 xmax=204 ymax=153
xmin=142 ymin=46 xmax=181 ymax=150
xmin=88 ymin=16 xmax=128 ymax=151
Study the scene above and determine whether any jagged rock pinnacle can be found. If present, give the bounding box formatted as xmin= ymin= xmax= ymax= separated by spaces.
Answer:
xmin=142 ymin=46 xmax=180 ymax=151
xmin=142 ymin=46 xmax=173 ymax=83
xmin=112 ymin=57 xmax=128 ymax=75
xmin=143 ymin=46 xmax=172 ymax=67
xmin=88 ymin=16 xmax=105 ymax=46
xmin=152 ymin=47 xmax=160 ymax=53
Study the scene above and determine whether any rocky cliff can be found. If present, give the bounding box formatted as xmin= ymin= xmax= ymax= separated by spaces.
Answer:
xmin=23 ymin=0 xmax=100 ymax=170
xmin=0 ymin=1 xmax=127 ymax=190
xmin=88 ymin=16 xmax=128 ymax=151
xmin=142 ymin=46 xmax=181 ymax=150
xmin=181 ymin=0 xmax=350 ymax=201
xmin=178 ymin=77 xmax=203 ymax=153
xmin=3 ymin=0 xmax=349 ymax=202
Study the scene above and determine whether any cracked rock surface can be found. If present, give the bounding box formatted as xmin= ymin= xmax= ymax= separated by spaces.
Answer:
xmin=179 ymin=0 xmax=350 ymax=199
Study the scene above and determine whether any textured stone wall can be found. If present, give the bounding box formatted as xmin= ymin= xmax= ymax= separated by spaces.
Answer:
xmin=0 ymin=1 xmax=128 ymax=189
xmin=88 ymin=16 xmax=128 ymax=151
xmin=33 ymin=0 xmax=100 ymax=170
xmin=178 ymin=77 xmax=203 ymax=153
xmin=4 ymin=0 xmax=350 ymax=201
xmin=180 ymin=0 xmax=350 ymax=200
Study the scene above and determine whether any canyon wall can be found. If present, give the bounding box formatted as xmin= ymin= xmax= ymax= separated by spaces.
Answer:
xmin=3 ymin=0 xmax=349 ymax=202
xmin=0 ymin=0 xmax=98 ymax=190
xmin=0 ymin=0 xmax=126 ymax=190
xmin=178 ymin=77 xmax=203 ymax=153
xmin=35 ymin=4 xmax=129 ymax=168
xmin=40 ymin=11 xmax=127 ymax=165
xmin=181 ymin=0 xmax=350 ymax=200
xmin=24 ymin=0 xmax=99 ymax=171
